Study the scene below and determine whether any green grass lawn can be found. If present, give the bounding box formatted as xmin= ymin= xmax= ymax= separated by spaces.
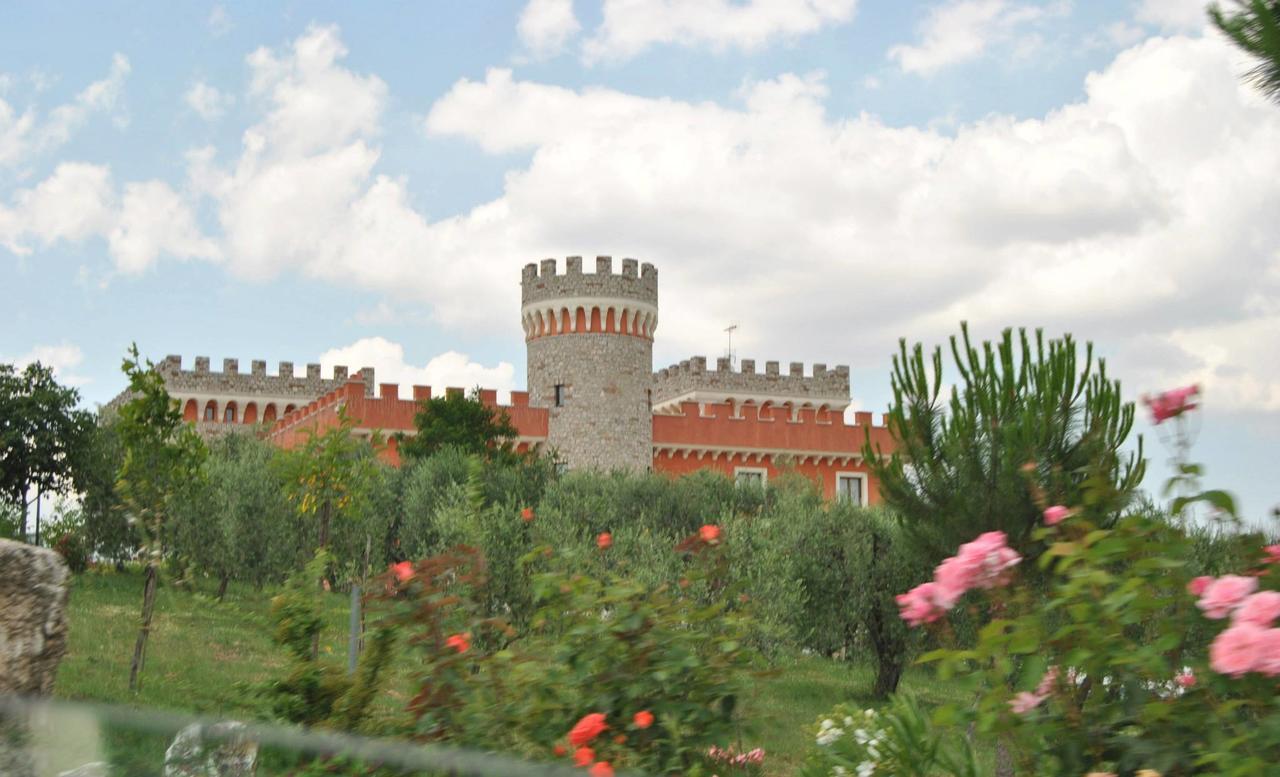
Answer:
xmin=52 ymin=567 xmax=965 ymax=775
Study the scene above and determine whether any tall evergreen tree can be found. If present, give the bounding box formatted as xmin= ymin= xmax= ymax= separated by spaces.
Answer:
xmin=1212 ymin=1 xmax=1280 ymax=104
xmin=864 ymin=324 xmax=1145 ymax=559
xmin=397 ymin=388 xmax=519 ymax=462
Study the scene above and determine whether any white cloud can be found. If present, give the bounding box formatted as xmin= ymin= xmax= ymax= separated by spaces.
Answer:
xmin=185 ymin=81 xmax=230 ymax=120
xmin=581 ymin=0 xmax=858 ymax=63
xmin=108 ymin=180 xmax=221 ymax=272
xmin=888 ymin=0 xmax=1067 ymax=75
xmin=14 ymin=25 xmax=1274 ymax=419
xmin=0 ymin=162 xmax=217 ymax=271
xmin=7 ymin=342 xmax=89 ymax=386
xmin=1136 ymin=0 xmax=1211 ymax=32
xmin=319 ymin=337 xmax=517 ymax=400
xmin=0 ymin=54 xmax=129 ymax=168
xmin=207 ymin=4 xmax=232 ymax=36
xmin=518 ymin=0 xmax=582 ymax=59
xmin=418 ymin=33 xmax=1280 ymax=414
xmin=186 ymin=25 xmax=518 ymax=325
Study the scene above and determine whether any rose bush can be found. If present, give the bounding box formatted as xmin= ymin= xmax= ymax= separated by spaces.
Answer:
xmin=892 ymin=486 xmax=1280 ymax=775
xmin=373 ymin=525 xmax=760 ymax=775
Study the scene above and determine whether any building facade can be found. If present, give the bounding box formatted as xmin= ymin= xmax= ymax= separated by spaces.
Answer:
xmin=115 ymin=257 xmax=894 ymax=504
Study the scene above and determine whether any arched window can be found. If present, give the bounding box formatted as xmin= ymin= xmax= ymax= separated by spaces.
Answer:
xmin=262 ymin=404 xmax=278 ymax=423
xmin=243 ymin=403 xmax=258 ymax=424
xmin=203 ymin=400 xmax=216 ymax=421
xmin=183 ymin=399 xmax=197 ymax=422
xmin=223 ymin=402 xmax=237 ymax=423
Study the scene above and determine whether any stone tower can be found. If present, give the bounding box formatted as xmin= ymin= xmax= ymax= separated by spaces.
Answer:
xmin=521 ymin=256 xmax=657 ymax=472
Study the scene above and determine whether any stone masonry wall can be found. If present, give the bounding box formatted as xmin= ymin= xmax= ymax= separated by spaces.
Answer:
xmin=652 ymin=356 xmax=850 ymax=405
xmin=527 ymin=333 xmax=653 ymax=472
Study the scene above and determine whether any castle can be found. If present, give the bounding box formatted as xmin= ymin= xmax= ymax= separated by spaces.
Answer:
xmin=118 ymin=258 xmax=893 ymax=504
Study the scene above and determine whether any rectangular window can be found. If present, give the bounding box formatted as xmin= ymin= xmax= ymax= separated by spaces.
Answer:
xmin=836 ymin=473 xmax=866 ymax=506
xmin=734 ymin=467 xmax=767 ymax=488
xmin=554 ymin=384 xmax=566 ymax=407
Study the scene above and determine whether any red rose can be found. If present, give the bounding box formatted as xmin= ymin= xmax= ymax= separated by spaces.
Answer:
xmin=568 ymin=713 xmax=608 ymax=746
xmin=444 ymin=633 xmax=470 ymax=653
xmin=391 ymin=561 xmax=414 ymax=582
xmin=521 ymin=507 xmax=535 ymax=522
xmin=573 ymin=746 xmax=595 ymax=766
xmin=589 ymin=762 xmax=614 ymax=777
xmin=553 ymin=744 xmax=566 ymax=757
xmin=613 ymin=734 xmax=627 ymax=744
xmin=633 ymin=710 xmax=654 ymax=729
xmin=597 ymin=532 xmax=613 ymax=550
xmin=699 ymin=524 xmax=721 ymax=543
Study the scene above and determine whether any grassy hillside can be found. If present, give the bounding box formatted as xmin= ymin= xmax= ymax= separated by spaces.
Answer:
xmin=52 ymin=568 xmax=970 ymax=775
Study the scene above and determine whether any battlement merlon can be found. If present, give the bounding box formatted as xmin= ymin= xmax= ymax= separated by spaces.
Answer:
xmin=651 ymin=356 xmax=851 ymax=411
xmin=521 ymin=256 xmax=658 ymax=307
xmin=146 ymin=355 xmax=377 ymax=397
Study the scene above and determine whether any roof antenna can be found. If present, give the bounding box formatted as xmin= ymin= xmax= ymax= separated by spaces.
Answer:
xmin=724 ymin=324 xmax=738 ymax=369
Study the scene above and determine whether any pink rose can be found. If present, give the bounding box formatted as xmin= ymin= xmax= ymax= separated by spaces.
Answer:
xmin=1257 ymin=629 xmax=1280 ymax=676
xmin=1035 ymin=665 xmax=1059 ymax=697
xmin=1197 ymin=575 xmax=1258 ymax=619
xmin=1263 ymin=545 xmax=1280 ymax=565
xmin=896 ymin=582 xmax=952 ymax=626
xmin=1187 ymin=576 xmax=1214 ymax=596
xmin=1234 ymin=591 xmax=1280 ymax=628
xmin=1009 ymin=691 xmax=1044 ymax=714
xmin=933 ymin=555 xmax=978 ymax=602
xmin=1174 ymin=670 xmax=1196 ymax=688
xmin=1210 ymin=623 xmax=1267 ymax=676
xmin=1142 ymin=385 xmax=1199 ymax=425
xmin=958 ymin=531 xmax=1021 ymax=589
xmin=1043 ymin=505 xmax=1072 ymax=526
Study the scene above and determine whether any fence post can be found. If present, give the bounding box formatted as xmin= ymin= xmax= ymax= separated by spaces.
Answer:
xmin=347 ymin=584 xmax=361 ymax=675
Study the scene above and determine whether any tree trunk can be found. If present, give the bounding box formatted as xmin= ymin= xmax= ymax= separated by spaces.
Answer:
xmin=310 ymin=501 xmax=332 ymax=661
xmin=216 ymin=573 xmax=230 ymax=601
xmin=128 ymin=563 xmax=159 ymax=692
xmin=995 ymin=737 xmax=1015 ymax=777
xmin=866 ymin=528 xmax=905 ymax=699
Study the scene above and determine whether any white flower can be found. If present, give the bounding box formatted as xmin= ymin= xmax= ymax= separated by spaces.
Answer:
xmin=857 ymin=760 xmax=876 ymax=777
xmin=833 ymin=767 xmax=848 ymax=777
xmin=816 ymin=727 xmax=845 ymax=746
xmin=820 ymin=719 xmax=835 ymax=730
xmin=844 ymin=716 xmax=855 ymax=726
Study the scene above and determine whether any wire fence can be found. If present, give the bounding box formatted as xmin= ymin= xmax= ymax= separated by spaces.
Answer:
xmin=0 ymin=696 xmax=614 ymax=777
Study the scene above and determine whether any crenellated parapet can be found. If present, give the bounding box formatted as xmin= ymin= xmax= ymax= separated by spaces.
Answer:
xmin=520 ymin=256 xmax=658 ymax=341
xmin=104 ymin=355 xmax=377 ymax=434
xmin=153 ymin=354 xmax=375 ymax=397
xmin=651 ymin=356 xmax=850 ymax=413
xmin=268 ymin=379 xmax=549 ymax=466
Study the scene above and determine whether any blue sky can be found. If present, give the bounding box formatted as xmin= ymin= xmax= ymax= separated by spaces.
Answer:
xmin=2 ymin=0 xmax=1277 ymax=527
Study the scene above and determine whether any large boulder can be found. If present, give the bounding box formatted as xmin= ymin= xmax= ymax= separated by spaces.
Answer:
xmin=0 ymin=539 xmax=72 ymax=777
xmin=0 ymin=538 xmax=71 ymax=696
xmin=164 ymin=721 xmax=258 ymax=777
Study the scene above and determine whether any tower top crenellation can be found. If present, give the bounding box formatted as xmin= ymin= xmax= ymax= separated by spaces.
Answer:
xmin=521 ymin=256 xmax=658 ymax=307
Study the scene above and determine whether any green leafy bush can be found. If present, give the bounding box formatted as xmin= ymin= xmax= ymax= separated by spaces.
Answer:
xmin=260 ymin=551 xmax=396 ymax=732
